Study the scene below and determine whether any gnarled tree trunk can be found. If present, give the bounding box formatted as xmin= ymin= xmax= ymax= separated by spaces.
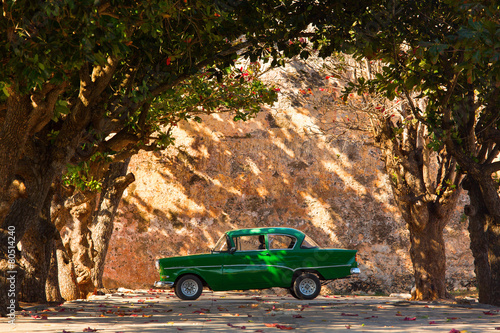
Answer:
xmin=408 ymin=207 xmax=448 ymax=300
xmin=462 ymin=175 xmax=500 ymax=306
xmin=91 ymin=159 xmax=134 ymax=288
xmin=52 ymin=160 xmax=134 ymax=297
xmin=375 ymin=110 xmax=461 ymax=301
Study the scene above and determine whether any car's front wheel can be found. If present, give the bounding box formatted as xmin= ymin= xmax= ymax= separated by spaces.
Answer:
xmin=288 ymin=288 xmax=300 ymax=299
xmin=292 ymin=273 xmax=321 ymax=300
xmin=175 ymin=275 xmax=203 ymax=300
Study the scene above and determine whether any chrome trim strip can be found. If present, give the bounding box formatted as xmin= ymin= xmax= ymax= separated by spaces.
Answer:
xmin=297 ymin=264 xmax=352 ymax=270
xmin=162 ymin=264 xmax=352 ymax=271
xmin=163 ymin=266 xmax=222 ymax=270
xmin=223 ymin=264 xmax=294 ymax=271
xmin=223 ymin=263 xmax=352 ymax=271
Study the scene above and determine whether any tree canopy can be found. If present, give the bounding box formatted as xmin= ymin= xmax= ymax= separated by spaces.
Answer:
xmin=0 ymin=0 xmax=321 ymax=311
xmin=333 ymin=0 xmax=500 ymax=305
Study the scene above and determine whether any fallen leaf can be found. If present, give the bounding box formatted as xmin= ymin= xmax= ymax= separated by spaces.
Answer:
xmin=345 ymin=324 xmax=351 ymax=329
xmin=227 ymin=323 xmax=246 ymax=329
xmin=449 ymin=329 xmax=461 ymax=333
xmin=429 ymin=321 xmax=437 ymax=324
xmin=83 ymin=328 xmax=98 ymax=332
xmin=484 ymin=311 xmax=497 ymax=315
xmin=292 ymin=314 xmax=303 ymax=318
xmin=341 ymin=313 xmax=358 ymax=316
xmin=403 ymin=317 xmax=416 ymax=321
xmin=265 ymin=323 xmax=295 ymax=330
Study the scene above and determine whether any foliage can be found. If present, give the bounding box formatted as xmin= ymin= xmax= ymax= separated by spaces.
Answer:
xmin=309 ymin=0 xmax=499 ymax=304
xmin=1 ymin=0 xmax=309 ymax=194
xmin=335 ymin=0 xmax=500 ymax=168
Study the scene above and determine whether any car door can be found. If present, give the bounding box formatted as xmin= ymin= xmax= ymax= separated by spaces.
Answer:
xmin=222 ymin=234 xmax=275 ymax=289
xmin=263 ymin=234 xmax=298 ymax=287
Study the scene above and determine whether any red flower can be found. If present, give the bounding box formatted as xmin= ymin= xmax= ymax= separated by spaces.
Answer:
xmin=166 ymin=57 xmax=171 ymax=65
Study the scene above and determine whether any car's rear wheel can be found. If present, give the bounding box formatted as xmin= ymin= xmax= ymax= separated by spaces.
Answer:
xmin=292 ymin=273 xmax=321 ymax=300
xmin=175 ymin=275 xmax=203 ymax=300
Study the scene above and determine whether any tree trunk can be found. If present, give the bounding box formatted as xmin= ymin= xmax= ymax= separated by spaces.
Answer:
xmin=54 ymin=233 xmax=80 ymax=301
xmin=0 ymin=141 xmax=58 ymax=313
xmin=18 ymin=185 xmax=57 ymax=303
xmin=52 ymin=183 xmax=99 ymax=299
xmin=408 ymin=207 xmax=448 ymax=300
xmin=462 ymin=175 xmax=500 ymax=306
xmin=45 ymin=242 xmax=63 ymax=303
xmin=91 ymin=159 xmax=134 ymax=288
xmin=374 ymin=111 xmax=461 ymax=301
xmin=67 ymin=200 xmax=96 ymax=298
xmin=487 ymin=224 xmax=500 ymax=306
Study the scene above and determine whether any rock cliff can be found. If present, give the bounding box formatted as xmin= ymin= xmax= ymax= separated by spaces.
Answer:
xmin=103 ymin=57 xmax=475 ymax=295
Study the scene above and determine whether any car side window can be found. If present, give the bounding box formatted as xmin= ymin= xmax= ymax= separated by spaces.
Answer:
xmin=268 ymin=234 xmax=296 ymax=250
xmin=301 ymin=235 xmax=320 ymax=249
xmin=232 ymin=235 xmax=265 ymax=251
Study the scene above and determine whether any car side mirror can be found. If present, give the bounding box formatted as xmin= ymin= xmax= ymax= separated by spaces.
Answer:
xmin=229 ymin=247 xmax=236 ymax=254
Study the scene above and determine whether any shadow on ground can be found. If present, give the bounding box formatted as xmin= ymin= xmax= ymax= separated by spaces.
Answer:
xmin=5 ymin=289 xmax=499 ymax=332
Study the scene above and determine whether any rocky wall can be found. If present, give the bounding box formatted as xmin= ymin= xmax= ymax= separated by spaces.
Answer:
xmin=102 ymin=58 xmax=475 ymax=295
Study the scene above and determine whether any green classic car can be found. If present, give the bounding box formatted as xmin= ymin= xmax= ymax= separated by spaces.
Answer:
xmin=154 ymin=227 xmax=360 ymax=300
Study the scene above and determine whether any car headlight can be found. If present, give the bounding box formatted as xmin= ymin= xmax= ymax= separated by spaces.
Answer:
xmin=155 ymin=259 xmax=160 ymax=270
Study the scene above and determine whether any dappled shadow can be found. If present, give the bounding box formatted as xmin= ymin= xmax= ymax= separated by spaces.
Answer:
xmin=9 ymin=290 xmax=499 ymax=332
xmin=103 ymin=57 xmax=472 ymax=295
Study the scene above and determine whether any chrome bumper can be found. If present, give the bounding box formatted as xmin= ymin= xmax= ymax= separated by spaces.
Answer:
xmin=154 ymin=281 xmax=174 ymax=288
xmin=350 ymin=268 xmax=361 ymax=275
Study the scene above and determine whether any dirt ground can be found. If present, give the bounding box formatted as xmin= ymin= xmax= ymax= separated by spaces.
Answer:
xmin=3 ymin=289 xmax=499 ymax=332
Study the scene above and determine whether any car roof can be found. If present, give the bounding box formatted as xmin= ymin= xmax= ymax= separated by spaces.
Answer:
xmin=225 ymin=227 xmax=305 ymax=238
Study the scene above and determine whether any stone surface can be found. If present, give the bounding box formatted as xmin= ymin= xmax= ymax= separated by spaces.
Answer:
xmin=103 ymin=57 xmax=474 ymax=295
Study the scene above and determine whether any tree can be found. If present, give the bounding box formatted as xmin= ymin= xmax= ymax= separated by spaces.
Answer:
xmin=0 ymin=0 xmax=316 ymax=313
xmin=307 ymin=55 xmax=462 ymax=301
xmin=323 ymin=0 xmax=500 ymax=304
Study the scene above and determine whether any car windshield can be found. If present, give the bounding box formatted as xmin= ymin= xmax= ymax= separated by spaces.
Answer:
xmin=301 ymin=235 xmax=321 ymax=249
xmin=212 ymin=234 xmax=229 ymax=252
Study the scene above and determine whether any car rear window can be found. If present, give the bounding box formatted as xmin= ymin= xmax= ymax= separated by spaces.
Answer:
xmin=301 ymin=235 xmax=320 ymax=249
xmin=268 ymin=234 xmax=296 ymax=249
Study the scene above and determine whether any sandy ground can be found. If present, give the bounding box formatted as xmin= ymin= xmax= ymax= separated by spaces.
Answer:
xmin=3 ymin=289 xmax=499 ymax=333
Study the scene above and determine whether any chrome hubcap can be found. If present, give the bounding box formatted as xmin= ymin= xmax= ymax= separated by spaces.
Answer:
xmin=299 ymin=278 xmax=316 ymax=296
xmin=181 ymin=279 xmax=199 ymax=296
